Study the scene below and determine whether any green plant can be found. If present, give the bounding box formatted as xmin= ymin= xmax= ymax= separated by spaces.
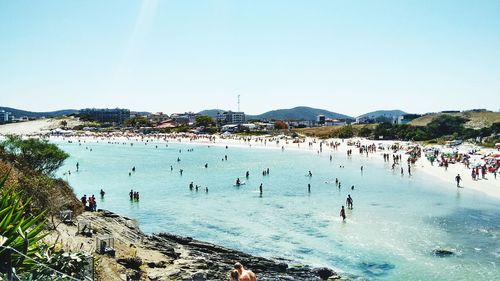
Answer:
xmin=31 ymin=244 xmax=93 ymax=280
xmin=0 ymin=135 xmax=69 ymax=176
xmin=0 ymin=172 xmax=47 ymax=272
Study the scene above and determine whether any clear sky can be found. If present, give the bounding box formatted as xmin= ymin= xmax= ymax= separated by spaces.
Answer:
xmin=1 ymin=0 xmax=499 ymax=116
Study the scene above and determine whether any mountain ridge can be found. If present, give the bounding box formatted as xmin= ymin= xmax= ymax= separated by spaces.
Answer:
xmin=0 ymin=107 xmax=78 ymax=118
xmin=199 ymin=106 xmax=353 ymax=121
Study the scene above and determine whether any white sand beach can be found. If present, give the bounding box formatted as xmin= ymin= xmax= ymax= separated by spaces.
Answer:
xmin=1 ymin=119 xmax=499 ymax=199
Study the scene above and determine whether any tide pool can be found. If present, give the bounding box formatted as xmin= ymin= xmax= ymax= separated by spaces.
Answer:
xmin=55 ymin=139 xmax=500 ymax=280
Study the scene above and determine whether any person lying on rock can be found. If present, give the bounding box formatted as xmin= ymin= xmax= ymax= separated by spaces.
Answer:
xmin=231 ymin=262 xmax=257 ymax=281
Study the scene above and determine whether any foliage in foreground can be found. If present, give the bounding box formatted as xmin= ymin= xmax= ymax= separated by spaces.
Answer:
xmin=0 ymin=173 xmax=47 ymax=272
xmin=0 ymin=171 xmax=91 ymax=280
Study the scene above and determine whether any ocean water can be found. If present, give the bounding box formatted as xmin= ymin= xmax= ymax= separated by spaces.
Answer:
xmin=55 ymin=139 xmax=500 ymax=280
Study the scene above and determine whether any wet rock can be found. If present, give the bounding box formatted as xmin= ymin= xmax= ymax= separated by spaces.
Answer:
xmin=432 ymin=249 xmax=455 ymax=257
xmin=312 ymin=267 xmax=336 ymax=279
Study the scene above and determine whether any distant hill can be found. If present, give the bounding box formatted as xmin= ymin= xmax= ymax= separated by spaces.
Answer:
xmin=357 ymin=110 xmax=407 ymax=119
xmin=0 ymin=107 xmax=78 ymax=118
xmin=198 ymin=109 xmax=225 ymax=118
xmin=198 ymin=107 xmax=353 ymax=121
xmin=410 ymin=110 xmax=500 ymax=129
xmin=250 ymin=106 xmax=353 ymax=121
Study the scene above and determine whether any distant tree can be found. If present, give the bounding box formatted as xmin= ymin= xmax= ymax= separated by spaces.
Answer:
xmin=0 ymin=135 xmax=69 ymax=176
xmin=358 ymin=125 xmax=373 ymax=138
xmin=124 ymin=116 xmax=152 ymax=128
xmin=372 ymin=123 xmax=395 ymax=140
xmin=274 ymin=120 xmax=288 ymax=130
xmin=195 ymin=115 xmax=215 ymax=127
xmin=337 ymin=125 xmax=354 ymax=138
xmin=59 ymin=120 xmax=67 ymax=127
xmin=426 ymin=115 xmax=468 ymax=139
xmin=491 ymin=122 xmax=500 ymax=134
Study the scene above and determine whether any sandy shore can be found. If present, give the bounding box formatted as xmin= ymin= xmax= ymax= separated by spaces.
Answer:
xmin=0 ymin=118 xmax=82 ymax=135
xmin=1 ymin=119 xmax=498 ymax=200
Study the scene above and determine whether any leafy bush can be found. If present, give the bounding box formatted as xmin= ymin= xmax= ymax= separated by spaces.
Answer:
xmin=31 ymin=244 xmax=93 ymax=280
xmin=0 ymin=172 xmax=47 ymax=272
xmin=0 ymin=136 xmax=69 ymax=176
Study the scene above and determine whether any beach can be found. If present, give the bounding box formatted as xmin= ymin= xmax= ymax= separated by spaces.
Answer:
xmin=2 ymin=120 xmax=500 ymax=280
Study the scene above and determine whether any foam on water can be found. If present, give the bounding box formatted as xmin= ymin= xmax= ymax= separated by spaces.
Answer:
xmin=55 ymin=139 xmax=500 ymax=280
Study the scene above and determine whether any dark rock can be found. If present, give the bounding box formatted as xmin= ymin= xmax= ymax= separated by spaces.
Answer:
xmin=117 ymin=257 xmax=143 ymax=270
xmin=126 ymin=269 xmax=142 ymax=281
xmin=432 ymin=249 xmax=455 ymax=257
xmin=147 ymin=261 xmax=167 ymax=268
xmin=158 ymin=232 xmax=193 ymax=244
xmin=312 ymin=267 xmax=336 ymax=280
xmin=191 ymin=271 xmax=207 ymax=281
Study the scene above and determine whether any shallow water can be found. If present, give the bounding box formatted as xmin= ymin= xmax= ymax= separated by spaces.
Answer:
xmin=55 ymin=139 xmax=500 ymax=280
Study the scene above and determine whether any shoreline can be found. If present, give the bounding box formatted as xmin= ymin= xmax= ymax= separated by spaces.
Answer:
xmin=46 ymin=209 xmax=346 ymax=280
xmin=46 ymin=133 xmax=500 ymax=200
xmin=2 ymin=120 xmax=499 ymax=279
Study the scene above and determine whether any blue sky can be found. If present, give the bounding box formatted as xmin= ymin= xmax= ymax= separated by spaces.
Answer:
xmin=1 ymin=0 xmax=499 ymax=116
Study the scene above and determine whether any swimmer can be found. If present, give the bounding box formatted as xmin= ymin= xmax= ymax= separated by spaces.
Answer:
xmin=205 ymin=163 xmax=208 ymax=168
xmin=236 ymin=178 xmax=241 ymax=185
xmin=308 ymin=171 xmax=312 ymax=177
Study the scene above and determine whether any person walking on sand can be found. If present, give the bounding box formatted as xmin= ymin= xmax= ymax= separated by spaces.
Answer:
xmin=231 ymin=262 xmax=257 ymax=281
xmin=455 ymin=174 xmax=462 ymax=187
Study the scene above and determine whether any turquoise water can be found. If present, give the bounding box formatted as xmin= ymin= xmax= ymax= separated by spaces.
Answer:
xmin=55 ymin=138 xmax=500 ymax=280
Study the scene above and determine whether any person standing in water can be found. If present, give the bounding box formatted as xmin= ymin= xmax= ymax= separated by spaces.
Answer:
xmin=308 ymin=183 xmax=311 ymax=193
xmin=340 ymin=206 xmax=346 ymax=221
xmin=455 ymin=174 xmax=462 ymax=187
xmin=259 ymin=183 xmax=263 ymax=194
xmin=76 ymin=162 xmax=79 ymax=171
xmin=346 ymin=195 xmax=353 ymax=209
xmin=100 ymin=189 xmax=105 ymax=198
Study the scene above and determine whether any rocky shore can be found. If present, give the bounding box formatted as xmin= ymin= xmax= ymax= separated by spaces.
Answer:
xmin=47 ymin=209 xmax=347 ymax=281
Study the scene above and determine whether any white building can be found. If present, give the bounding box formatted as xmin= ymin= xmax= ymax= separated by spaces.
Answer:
xmin=216 ymin=111 xmax=246 ymax=125
xmin=0 ymin=110 xmax=13 ymax=123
